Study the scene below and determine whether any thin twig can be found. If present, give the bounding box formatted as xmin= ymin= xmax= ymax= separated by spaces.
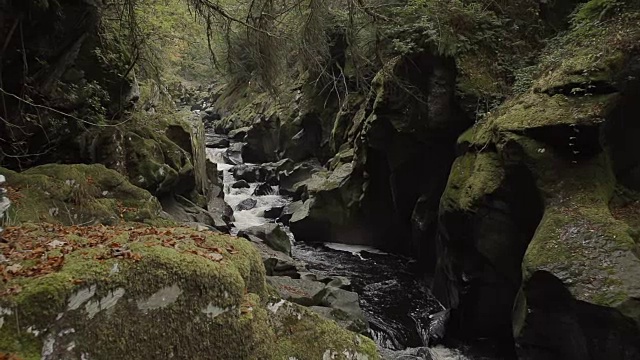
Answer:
xmin=0 ymin=87 xmax=129 ymax=127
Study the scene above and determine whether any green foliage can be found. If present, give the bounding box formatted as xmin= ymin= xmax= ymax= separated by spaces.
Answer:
xmin=385 ymin=0 xmax=505 ymax=57
xmin=572 ymin=0 xmax=625 ymax=24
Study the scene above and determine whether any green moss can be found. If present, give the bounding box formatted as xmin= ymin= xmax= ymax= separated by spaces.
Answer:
xmin=271 ymin=301 xmax=379 ymax=360
xmin=441 ymin=151 xmax=505 ymax=211
xmin=533 ymin=8 xmax=640 ymax=92
xmin=490 ymin=92 xmax=616 ymax=131
xmin=0 ymin=224 xmax=378 ymax=359
xmin=0 ymin=225 xmax=273 ymax=359
xmin=522 ymin=152 xmax=640 ymax=309
xmin=0 ymin=164 xmax=160 ymax=226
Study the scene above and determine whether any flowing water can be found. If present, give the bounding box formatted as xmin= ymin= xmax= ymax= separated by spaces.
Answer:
xmin=206 ymin=144 xmax=483 ymax=360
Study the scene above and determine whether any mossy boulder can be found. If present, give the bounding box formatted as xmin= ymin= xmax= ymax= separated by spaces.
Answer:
xmin=0 ymin=224 xmax=379 ymax=360
xmin=82 ymin=116 xmax=198 ymax=197
xmin=0 ymin=164 xmax=160 ymax=226
xmin=268 ymin=300 xmax=378 ymax=359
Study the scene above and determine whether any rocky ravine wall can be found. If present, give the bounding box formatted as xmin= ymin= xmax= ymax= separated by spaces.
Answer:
xmin=433 ymin=8 xmax=640 ymax=360
xmin=207 ymin=1 xmax=640 ymax=359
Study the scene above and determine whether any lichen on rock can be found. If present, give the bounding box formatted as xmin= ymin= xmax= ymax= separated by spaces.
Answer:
xmin=0 ymin=224 xmax=379 ymax=359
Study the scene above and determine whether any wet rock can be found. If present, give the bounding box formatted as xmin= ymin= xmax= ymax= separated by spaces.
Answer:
xmin=253 ymin=183 xmax=274 ymax=196
xmin=238 ymin=223 xmax=291 ymax=255
xmin=267 ymin=276 xmax=326 ymax=306
xmin=205 ymin=134 xmax=230 ymax=148
xmin=278 ymin=200 xmax=303 ymax=225
xmin=222 ymin=143 xmax=244 ymax=165
xmin=378 ymin=347 xmax=435 ymax=360
xmin=236 ymin=198 xmax=257 ymax=211
xmin=162 ymin=195 xmax=231 ymax=233
xmin=228 ymin=126 xmax=251 ymax=141
xmin=207 ymin=184 xmax=234 ymax=225
xmin=240 ymin=234 xmax=305 ymax=277
xmin=288 ymin=163 xmax=362 ymax=244
xmin=231 ymin=164 xmax=277 ymax=184
xmin=231 ymin=180 xmax=250 ymax=189
xmin=279 ymin=160 xmax=325 ymax=198
xmin=299 ymin=273 xmax=352 ymax=290
xmin=264 ymin=206 xmax=284 ymax=219
xmin=315 ymin=287 xmax=368 ymax=334
xmin=263 ymin=158 xmax=295 ymax=174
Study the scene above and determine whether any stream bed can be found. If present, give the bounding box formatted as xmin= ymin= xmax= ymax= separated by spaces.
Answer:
xmin=206 ymin=144 xmax=489 ymax=360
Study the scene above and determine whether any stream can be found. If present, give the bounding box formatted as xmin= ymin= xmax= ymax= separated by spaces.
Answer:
xmin=206 ymin=143 xmax=488 ymax=360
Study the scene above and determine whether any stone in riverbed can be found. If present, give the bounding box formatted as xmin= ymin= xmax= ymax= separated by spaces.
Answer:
xmin=315 ymin=287 xmax=369 ymax=334
xmin=266 ymin=276 xmax=326 ymax=306
xmin=277 ymin=200 xmax=303 ymax=225
xmin=232 ymin=164 xmax=277 ymax=184
xmin=231 ymin=180 xmax=250 ymax=189
xmin=228 ymin=126 xmax=251 ymax=141
xmin=309 ymin=306 xmax=368 ymax=335
xmin=236 ymin=198 xmax=257 ymax=211
xmin=222 ymin=143 xmax=244 ymax=165
xmin=253 ymin=183 xmax=274 ymax=196
xmin=238 ymin=223 xmax=291 ymax=255
xmin=264 ymin=206 xmax=284 ymax=219
xmin=241 ymin=234 xmax=305 ymax=277
xmin=205 ymin=134 xmax=229 ymax=148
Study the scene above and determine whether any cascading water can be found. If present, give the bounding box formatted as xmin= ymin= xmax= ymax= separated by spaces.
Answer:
xmin=206 ymin=142 xmax=484 ymax=360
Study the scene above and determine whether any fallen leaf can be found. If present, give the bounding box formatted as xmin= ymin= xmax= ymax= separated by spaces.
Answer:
xmin=6 ymin=264 xmax=22 ymax=274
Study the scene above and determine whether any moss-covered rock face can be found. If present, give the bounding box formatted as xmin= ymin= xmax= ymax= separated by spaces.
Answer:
xmin=269 ymin=300 xmax=378 ymax=359
xmin=0 ymin=224 xmax=379 ymax=360
xmin=82 ymin=116 xmax=198 ymax=197
xmin=433 ymin=3 xmax=640 ymax=358
xmin=0 ymin=164 xmax=160 ymax=226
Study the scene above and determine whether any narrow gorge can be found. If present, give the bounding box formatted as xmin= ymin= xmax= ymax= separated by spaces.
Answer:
xmin=1 ymin=0 xmax=640 ymax=359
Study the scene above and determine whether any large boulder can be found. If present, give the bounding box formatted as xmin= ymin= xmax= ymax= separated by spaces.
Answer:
xmin=244 ymin=236 xmax=306 ymax=277
xmin=0 ymin=164 xmax=161 ymax=225
xmin=0 ymin=225 xmax=379 ymax=359
xmin=228 ymin=126 xmax=251 ymax=141
xmin=289 ymin=163 xmax=364 ymax=244
xmin=267 ymin=300 xmax=379 ymax=359
xmin=160 ymin=195 xmax=231 ymax=233
xmin=267 ymin=276 xmax=368 ymax=334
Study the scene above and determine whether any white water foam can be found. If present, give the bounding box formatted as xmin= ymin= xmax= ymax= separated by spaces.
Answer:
xmin=206 ymin=147 xmax=290 ymax=232
xmin=324 ymin=242 xmax=388 ymax=256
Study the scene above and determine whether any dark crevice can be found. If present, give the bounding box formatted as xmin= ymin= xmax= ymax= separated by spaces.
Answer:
xmin=433 ymin=163 xmax=544 ymax=357
xmin=603 ymin=74 xmax=640 ymax=190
